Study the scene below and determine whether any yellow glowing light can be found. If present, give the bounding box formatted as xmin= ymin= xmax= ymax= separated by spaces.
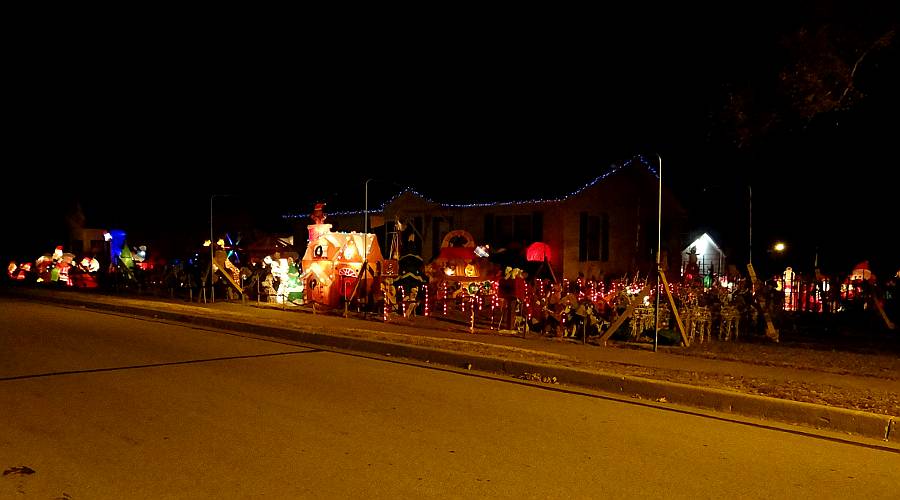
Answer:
xmin=217 ymin=238 xmax=225 ymax=247
xmin=203 ymin=240 xmax=211 ymax=247
xmin=343 ymin=245 xmax=356 ymax=260
xmin=465 ymin=264 xmax=477 ymax=277
xmin=774 ymin=242 xmax=786 ymax=252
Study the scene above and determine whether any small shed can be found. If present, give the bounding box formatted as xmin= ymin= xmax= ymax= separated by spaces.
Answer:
xmin=681 ymin=233 xmax=726 ymax=277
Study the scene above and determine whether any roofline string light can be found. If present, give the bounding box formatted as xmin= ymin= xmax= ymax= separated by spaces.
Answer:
xmin=283 ymin=155 xmax=655 ymax=219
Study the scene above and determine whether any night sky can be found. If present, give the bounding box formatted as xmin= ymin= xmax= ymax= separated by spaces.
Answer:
xmin=3 ymin=4 xmax=898 ymax=277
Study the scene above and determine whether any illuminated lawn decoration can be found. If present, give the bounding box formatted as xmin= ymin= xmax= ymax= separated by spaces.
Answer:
xmin=35 ymin=255 xmax=52 ymax=282
xmin=424 ymin=230 xmax=498 ymax=325
xmin=12 ymin=262 xmax=31 ymax=280
xmin=526 ymin=242 xmax=551 ymax=263
xmin=783 ymin=266 xmax=796 ymax=311
xmin=681 ymin=233 xmax=726 ymax=281
xmin=71 ymin=256 xmax=100 ymax=288
xmin=403 ymin=286 xmax=419 ymax=318
xmin=840 ymin=261 xmax=877 ymax=301
xmin=301 ymin=205 xmax=384 ymax=308
xmin=382 ymin=279 xmax=394 ymax=321
xmin=223 ymin=233 xmax=243 ymax=264
xmin=107 ymin=229 xmax=127 ymax=263
xmin=58 ymin=252 xmax=75 ymax=286
xmin=272 ymin=257 xmax=303 ymax=304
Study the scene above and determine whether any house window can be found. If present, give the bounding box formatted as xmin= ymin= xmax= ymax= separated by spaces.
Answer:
xmin=513 ymin=215 xmax=531 ymax=242
xmin=533 ymin=212 xmax=543 ymax=242
xmin=484 ymin=215 xmax=494 ymax=245
xmin=580 ymin=212 xmax=609 ymax=262
xmin=495 ymin=215 xmax=513 ymax=243
xmin=484 ymin=212 xmax=543 ymax=246
xmin=432 ymin=216 xmax=453 ymax=258
xmin=601 ymin=213 xmax=609 ymax=262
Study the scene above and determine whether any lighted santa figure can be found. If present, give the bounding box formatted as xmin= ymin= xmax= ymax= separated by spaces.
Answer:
xmin=849 ymin=261 xmax=876 ymax=283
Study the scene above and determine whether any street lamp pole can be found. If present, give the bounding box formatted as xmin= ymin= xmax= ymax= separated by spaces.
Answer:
xmin=210 ymin=195 xmax=216 ymax=304
xmin=365 ymin=179 xmax=372 ymax=248
xmin=654 ymin=154 xmax=662 ymax=353
xmin=363 ymin=179 xmax=373 ymax=315
xmin=748 ymin=185 xmax=752 ymax=267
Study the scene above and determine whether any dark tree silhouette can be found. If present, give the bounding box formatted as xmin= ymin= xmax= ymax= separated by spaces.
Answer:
xmin=714 ymin=19 xmax=896 ymax=149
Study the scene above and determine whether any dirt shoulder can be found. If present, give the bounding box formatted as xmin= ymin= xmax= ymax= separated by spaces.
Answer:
xmin=328 ymin=324 xmax=900 ymax=416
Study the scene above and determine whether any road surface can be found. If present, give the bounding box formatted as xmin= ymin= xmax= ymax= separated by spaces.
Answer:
xmin=1 ymin=299 xmax=897 ymax=498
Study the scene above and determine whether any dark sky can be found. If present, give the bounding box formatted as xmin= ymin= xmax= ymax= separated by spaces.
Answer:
xmin=3 ymin=4 xmax=898 ymax=275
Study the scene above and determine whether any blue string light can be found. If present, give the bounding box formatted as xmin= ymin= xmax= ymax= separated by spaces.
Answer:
xmin=283 ymin=154 xmax=656 ymax=219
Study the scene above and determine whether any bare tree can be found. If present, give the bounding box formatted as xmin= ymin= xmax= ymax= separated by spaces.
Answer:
xmin=713 ymin=22 xmax=896 ymax=149
xmin=779 ymin=26 xmax=894 ymax=119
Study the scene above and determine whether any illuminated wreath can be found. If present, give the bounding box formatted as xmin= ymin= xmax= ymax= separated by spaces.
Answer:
xmin=440 ymin=230 xmax=475 ymax=248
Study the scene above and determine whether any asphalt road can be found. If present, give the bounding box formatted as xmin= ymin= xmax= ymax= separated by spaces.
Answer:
xmin=1 ymin=299 xmax=897 ymax=499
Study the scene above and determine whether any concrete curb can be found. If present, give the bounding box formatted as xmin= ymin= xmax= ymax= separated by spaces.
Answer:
xmin=8 ymin=290 xmax=897 ymax=443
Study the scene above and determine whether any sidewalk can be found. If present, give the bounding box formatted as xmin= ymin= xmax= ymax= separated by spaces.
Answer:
xmin=3 ymin=286 xmax=897 ymax=444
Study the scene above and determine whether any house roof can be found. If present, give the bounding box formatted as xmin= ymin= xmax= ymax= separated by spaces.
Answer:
xmin=283 ymin=154 xmax=659 ymax=219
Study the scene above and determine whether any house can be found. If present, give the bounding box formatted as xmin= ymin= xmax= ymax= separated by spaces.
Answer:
xmin=287 ymin=155 xmax=685 ymax=281
xmin=245 ymin=234 xmax=299 ymax=262
xmin=69 ymin=228 xmax=108 ymax=258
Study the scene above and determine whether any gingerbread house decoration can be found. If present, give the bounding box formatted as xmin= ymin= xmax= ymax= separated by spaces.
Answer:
xmin=302 ymin=220 xmax=384 ymax=307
